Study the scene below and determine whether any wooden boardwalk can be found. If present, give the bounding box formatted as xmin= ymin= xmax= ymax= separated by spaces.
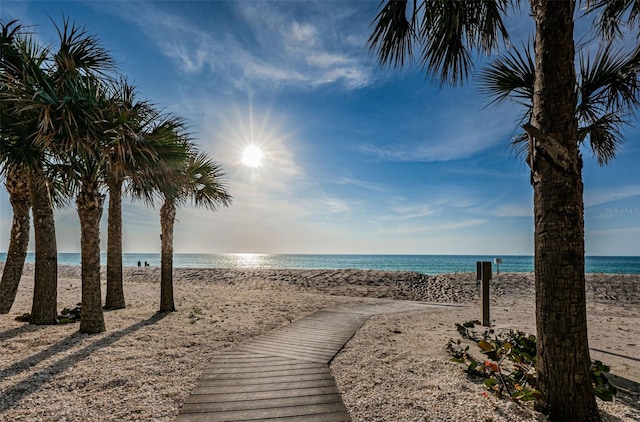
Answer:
xmin=176 ymin=301 xmax=450 ymax=422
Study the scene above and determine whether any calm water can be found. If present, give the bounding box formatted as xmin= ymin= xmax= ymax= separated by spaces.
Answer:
xmin=2 ymin=253 xmax=639 ymax=274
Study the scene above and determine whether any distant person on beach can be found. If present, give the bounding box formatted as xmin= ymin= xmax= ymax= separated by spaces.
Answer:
xmin=144 ymin=261 xmax=149 ymax=267
xmin=137 ymin=260 xmax=141 ymax=267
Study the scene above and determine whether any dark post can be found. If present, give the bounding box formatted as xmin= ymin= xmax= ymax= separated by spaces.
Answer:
xmin=476 ymin=261 xmax=482 ymax=286
xmin=481 ymin=261 xmax=492 ymax=326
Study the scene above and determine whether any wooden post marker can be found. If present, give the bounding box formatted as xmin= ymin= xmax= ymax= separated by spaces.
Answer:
xmin=480 ymin=261 xmax=492 ymax=326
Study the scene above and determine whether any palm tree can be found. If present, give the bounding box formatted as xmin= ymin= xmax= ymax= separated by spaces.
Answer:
xmin=54 ymin=77 xmax=110 ymax=334
xmin=159 ymin=150 xmax=231 ymax=311
xmin=0 ymin=20 xmax=59 ymax=323
xmin=0 ymin=21 xmax=32 ymax=314
xmin=368 ymin=1 xmax=638 ymax=420
xmin=131 ymin=122 xmax=231 ymax=312
xmin=103 ymin=79 xmax=163 ymax=310
xmin=50 ymin=27 xmax=113 ymax=333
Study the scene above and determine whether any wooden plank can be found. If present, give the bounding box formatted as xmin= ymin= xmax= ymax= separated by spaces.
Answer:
xmin=175 ymin=402 xmax=349 ymax=421
xmin=192 ymin=378 xmax=337 ymax=395
xmin=199 ymin=366 xmax=330 ymax=380
xmin=235 ymin=347 xmax=330 ymax=363
xmin=202 ymin=362 xmax=326 ymax=374
xmin=206 ymin=354 xmax=280 ymax=362
xmin=195 ymin=372 xmax=334 ymax=387
xmin=243 ymin=336 xmax=343 ymax=352
xmin=248 ymin=412 xmax=350 ymax=422
xmin=180 ymin=392 xmax=344 ymax=413
xmin=236 ymin=342 xmax=340 ymax=358
xmin=176 ymin=410 xmax=350 ymax=422
xmin=184 ymin=385 xmax=341 ymax=404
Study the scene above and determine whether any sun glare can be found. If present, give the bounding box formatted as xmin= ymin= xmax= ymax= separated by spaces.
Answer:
xmin=231 ymin=253 xmax=266 ymax=268
xmin=241 ymin=145 xmax=264 ymax=167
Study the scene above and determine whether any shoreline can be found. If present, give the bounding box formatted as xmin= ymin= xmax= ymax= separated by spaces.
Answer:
xmin=0 ymin=265 xmax=638 ymax=421
xmin=4 ymin=253 xmax=639 ymax=276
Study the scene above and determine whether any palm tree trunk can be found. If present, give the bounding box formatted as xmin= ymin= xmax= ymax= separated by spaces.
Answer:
xmin=105 ymin=178 xmax=125 ymax=309
xmin=0 ymin=164 xmax=31 ymax=314
xmin=159 ymin=199 xmax=176 ymax=312
xmin=27 ymin=167 xmax=58 ymax=325
xmin=530 ymin=1 xmax=599 ymax=420
xmin=77 ymin=181 xmax=106 ymax=334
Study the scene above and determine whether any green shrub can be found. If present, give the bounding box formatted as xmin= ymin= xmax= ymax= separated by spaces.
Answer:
xmin=447 ymin=320 xmax=616 ymax=405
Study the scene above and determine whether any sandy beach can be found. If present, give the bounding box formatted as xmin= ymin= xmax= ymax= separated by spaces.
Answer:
xmin=0 ymin=264 xmax=638 ymax=421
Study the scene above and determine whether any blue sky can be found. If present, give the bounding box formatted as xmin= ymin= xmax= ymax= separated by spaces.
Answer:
xmin=1 ymin=1 xmax=639 ymax=256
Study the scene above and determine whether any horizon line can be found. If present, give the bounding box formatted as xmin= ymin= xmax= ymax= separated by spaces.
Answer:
xmin=4 ymin=252 xmax=639 ymax=258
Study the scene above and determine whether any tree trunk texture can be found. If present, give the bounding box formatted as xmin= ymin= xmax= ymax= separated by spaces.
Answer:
xmin=159 ymin=200 xmax=176 ymax=312
xmin=530 ymin=1 xmax=599 ymax=420
xmin=27 ymin=167 xmax=58 ymax=325
xmin=0 ymin=165 xmax=31 ymax=314
xmin=77 ymin=181 xmax=106 ymax=334
xmin=105 ymin=179 xmax=125 ymax=310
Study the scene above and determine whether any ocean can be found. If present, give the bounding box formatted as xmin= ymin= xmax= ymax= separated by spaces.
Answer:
xmin=2 ymin=253 xmax=639 ymax=274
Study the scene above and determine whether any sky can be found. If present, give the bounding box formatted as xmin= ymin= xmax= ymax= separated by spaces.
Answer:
xmin=1 ymin=0 xmax=639 ymax=256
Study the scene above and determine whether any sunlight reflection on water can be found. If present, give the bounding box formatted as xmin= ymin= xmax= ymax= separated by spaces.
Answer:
xmin=229 ymin=253 xmax=268 ymax=268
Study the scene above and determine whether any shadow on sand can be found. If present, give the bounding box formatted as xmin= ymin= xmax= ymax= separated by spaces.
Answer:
xmin=591 ymin=346 xmax=640 ymax=414
xmin=0 ymin=323 xmax=48 ymax=343
xmin=592 ymin=347 xmax=640 ymax=363
xmin=0 ymin=312 xmax=169 ymax=414
xmin=607 ymin=373 xmax=640 ymax=416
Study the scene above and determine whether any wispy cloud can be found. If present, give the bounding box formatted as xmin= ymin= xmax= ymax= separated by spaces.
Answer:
xmin=492 ymin=203 xmax=533 ymax=218
xmin=336 ymin=177 xmax=389 ymax=193
xmin=378 ymin=218 xmax=487 ymax=235
xmin=585 ymin=226 xmax=640 ymax=255
xmin=312 ymin=196 xmax=352 ymax=214
xmin=380 ymin=204 xmax=435 ymax=221
xmin=585 ymin=185 xmax=640 ymax=207
xmin=99 ymin=1 xmax=375 ymax=91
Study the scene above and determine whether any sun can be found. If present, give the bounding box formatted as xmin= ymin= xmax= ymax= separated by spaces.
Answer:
xmin=241 ymin=145 xmax=264 ymax=167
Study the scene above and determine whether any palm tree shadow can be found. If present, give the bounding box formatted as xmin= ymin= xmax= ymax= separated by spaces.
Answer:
xmin=0 ymin=312 xmax=169 ymax=414
xmin=599 ymin=387 xmax=640 ymax=421
xmin=0 ymin=323 xmax=47 ymax=343
xmin=590 ymin=348 xmax=640 ymax=413
xmin=607 ymin=374 xmax=640 ymax=414
xmin=591 ymin=347 xmax=640 ymax=363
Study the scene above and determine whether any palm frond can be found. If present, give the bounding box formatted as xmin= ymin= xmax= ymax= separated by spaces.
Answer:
xmin=1 ymin=19 xmax=22 ymax=42
xmin=369 ymin=0 xmax=509 ymax=85
xmin=125 ymin=114 xmax=192 ymax=206
xmin=589 ymin=0 xmax=640 ymax=39
xmin=50 ymin=74 xmax=108 ymax=157
xmin=0 ymin=22 xmax=52 ymax=169
xmin=510 ymin=131 xmax=530 ymax=163
xmin=577 ymin=112 xmax=626 ymax=166
xmin=368 ymin=0 xmax=416 ymax=68
xmin=181 ymin=150 xmax=232 ymax=211
xmin=479 ymin=36 xmax=638 ymax=167
xmin=578 ymin=43 xmax=640 ymax=120
xmin=51 ymin=16 xmax=115 ymax=79
xmin=577 ymin=43 xmax=639 ymax=165
xmin=420 ymin=0 xmax=509 ymax=85
xmin=418 ymin=0 xmax=473 ymax=85
xmin=478 ymin=42 xmax=535 ymax=106
xmin=101 ymin=77 xmax=170 ymax=184
xmin=46 ymin=161 xmax=77 ymax=208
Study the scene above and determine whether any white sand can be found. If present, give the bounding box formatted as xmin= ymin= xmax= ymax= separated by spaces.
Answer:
xmin=0 ymin=264 xmax=638 ymax=421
